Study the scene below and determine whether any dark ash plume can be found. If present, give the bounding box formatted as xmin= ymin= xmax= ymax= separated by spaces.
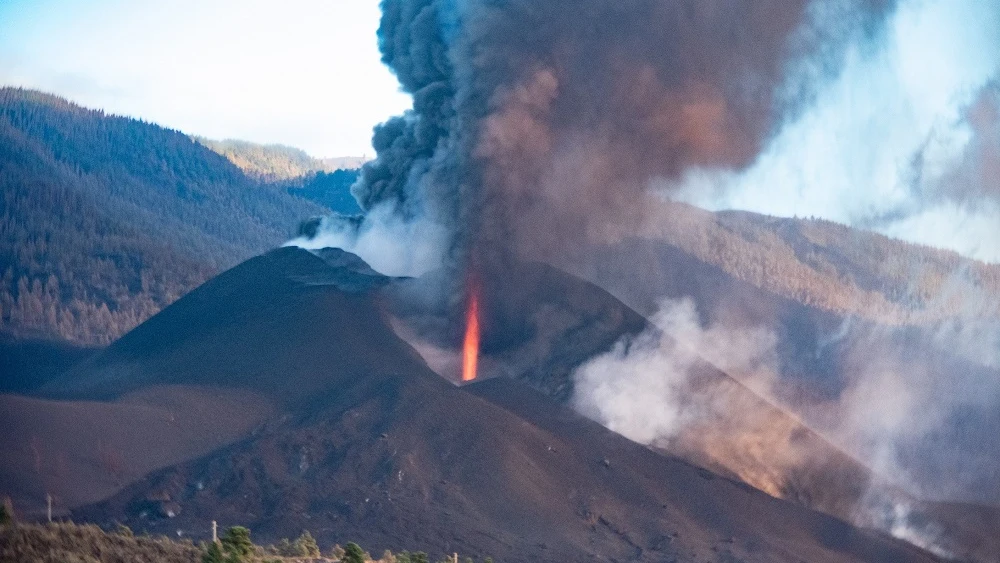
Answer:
xmin=348 ymin=0 xmax=898 ymax=269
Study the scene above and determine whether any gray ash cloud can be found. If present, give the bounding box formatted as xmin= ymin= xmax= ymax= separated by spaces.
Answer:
xmin=349 ymin=0 xmax=898 ymax=272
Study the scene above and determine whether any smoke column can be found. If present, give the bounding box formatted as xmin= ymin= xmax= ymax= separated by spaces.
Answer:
xmin=308 ymin=0 xmax=898 ymax=279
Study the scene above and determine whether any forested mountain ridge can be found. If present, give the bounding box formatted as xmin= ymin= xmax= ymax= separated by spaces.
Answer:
xmin=0 ymin=87 xmax=329 ymax=345
xmin=610 ymin=201 xmax=1000 ymax=325
xmin=196 ymin=137 xmax=364 ymax=214
xmin=194 ymin=137 xmax=332 ymax=181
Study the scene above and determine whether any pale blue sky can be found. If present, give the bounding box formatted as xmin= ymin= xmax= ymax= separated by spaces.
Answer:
xmin=0 ymin=0 xmax=412 ymax=157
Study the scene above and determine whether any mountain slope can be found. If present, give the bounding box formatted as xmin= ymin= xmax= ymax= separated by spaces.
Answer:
xmin=37 ymin=246 xmax=878 ymax=527
xmin=2 ymin=245 xmax=936 ymax=562
xmin=0 ymin=88 xmax=328 ymax=345
xmin=612 ymin=201 xmax=1000 ymax=325
xmin=40 ymin=248 xmax=399 ymax=405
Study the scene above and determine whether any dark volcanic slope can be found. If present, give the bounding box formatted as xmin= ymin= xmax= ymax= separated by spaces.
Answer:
xmin=392 ymin=257 xmax=878 ymax=524
xmin=41 ymin=247 xmax=399 ymax=407
xmin=52 ymin=247 xmax=937 ymax=563
xmin=2 ymin=248 xmax=399 ymax=513
xmin=76 ymin=373 xmax=936 ymax=563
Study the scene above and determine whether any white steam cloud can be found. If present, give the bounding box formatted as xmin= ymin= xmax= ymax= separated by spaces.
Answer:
xmin=286 ymin=203 xmax=448 ymax=277
xmin=572 ymin=298 xmax=778 ymax=446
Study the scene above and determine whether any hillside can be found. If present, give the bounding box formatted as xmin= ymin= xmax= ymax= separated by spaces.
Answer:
xmin=617 ymin=201 xmax=1000 ymax=325
xmin=195 ymin=138 xmax=364 ymax=214
xmin=284 ymin=169 xmax=363 ymax=215
xmin=8 ymin=87 xmax=995 ymax=350
xmin=0 ymin=88 xmax=329 ymax=345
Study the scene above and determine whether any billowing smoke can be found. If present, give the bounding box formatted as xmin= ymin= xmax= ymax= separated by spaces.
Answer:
xmin=302 ymin=0 xmax=898 ymax=276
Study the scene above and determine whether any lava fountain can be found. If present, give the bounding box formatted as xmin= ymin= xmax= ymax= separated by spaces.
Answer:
xmin=461 ymin=288 xmax=480 ymax=382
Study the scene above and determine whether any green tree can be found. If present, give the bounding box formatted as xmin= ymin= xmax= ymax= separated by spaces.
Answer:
xmin=294 ymin=530 xmax=320 ymax=557
xmin=221 ymin=526 xmax=253 ymax=561
xmin=277 ymin=537 xmax=297 ymax=556
xmin=202 ymin=541 xmax=224 ymax=563
xmin=342 ymin=541 xmax=367 ymax=563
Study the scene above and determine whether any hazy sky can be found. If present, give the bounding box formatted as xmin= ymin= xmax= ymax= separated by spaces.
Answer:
xmin=0 ymin=0 xmax=412 ymax=157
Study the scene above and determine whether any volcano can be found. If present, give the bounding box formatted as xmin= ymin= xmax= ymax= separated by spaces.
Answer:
xmin=0 ymin=246 xmax=947 ymax=562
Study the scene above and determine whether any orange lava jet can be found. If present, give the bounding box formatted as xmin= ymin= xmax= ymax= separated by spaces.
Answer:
xmin=461 ymin=290 xmax=480 ymax=382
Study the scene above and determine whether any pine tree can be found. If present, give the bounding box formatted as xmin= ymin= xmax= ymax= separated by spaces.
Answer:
xmin=277 ymin=537 xmax=296 ymax=556
xmin=221 ymin=526 xmax=253 ymax=561
xmin=201 ymin=541 xmax=224 ymax=563
xmin=294 ymin=530 xmax=320 ymax=557
xmin=342 ymin=542 xmax=367 ymax=563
